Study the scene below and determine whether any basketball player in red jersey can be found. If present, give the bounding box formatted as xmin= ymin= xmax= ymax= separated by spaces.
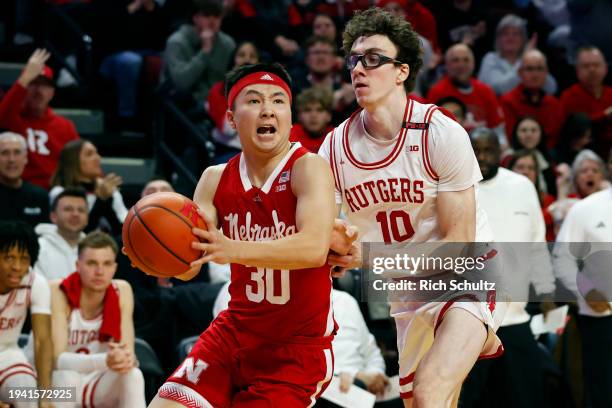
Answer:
xmin=320 ymin=9 xmax=505 ymax=408
xmin=150 ymin=62 xmax=354 ymax=408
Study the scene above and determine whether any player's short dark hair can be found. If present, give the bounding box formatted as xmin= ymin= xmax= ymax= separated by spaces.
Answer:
xmin=305 ymin=35 xmax=337 ymax=53
xmin=224 ymin=63 xmax=292 ymax=109
xmin=436 ymin=96 xmax=467 ymax=118
xmin=296 ymin=87 xmax=333 ymax=112
xmin=78 ymin=231 xmax=118 ymax=257
xmin=51 ymin=188 xmax=88 ymax=212
xmin=0 ymin=221 xmax=39 ymax=265
xmin=342 ymin=7 xmax=423 ymax=93
xmin=193 ymin=0 xmax=223 ymax=16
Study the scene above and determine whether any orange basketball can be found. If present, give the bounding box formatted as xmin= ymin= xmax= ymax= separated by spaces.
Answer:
xmin=122 ymin=192 xmax=207 ymax=278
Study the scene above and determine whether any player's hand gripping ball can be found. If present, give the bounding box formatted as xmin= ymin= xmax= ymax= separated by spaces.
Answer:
xmin=122 ymin=192 xmax=208 ymax=277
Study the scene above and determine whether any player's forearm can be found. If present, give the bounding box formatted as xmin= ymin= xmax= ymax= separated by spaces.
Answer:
xmin=34 ymin=340 xmax=53 ymax=389
xmin=57 ymin=352 xmax=107 ymax=373
xmin=232 ymin=232 xmax=331 ymax=270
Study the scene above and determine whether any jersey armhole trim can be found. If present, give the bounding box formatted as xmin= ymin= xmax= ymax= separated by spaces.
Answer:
xmin=421 ymin=106 xmax=440 ymax=182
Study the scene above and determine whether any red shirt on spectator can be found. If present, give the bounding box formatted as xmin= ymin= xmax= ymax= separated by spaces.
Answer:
xmin=541 ymin=193 xmax=556 ymax=242
xmin=207 ymin=81 xmax=227 ymax=132
xmin=0 ymin=83 xmax=79 ymax=189
xmin=405 ymin=0 xmax=439 ymax=52
xmin=426 ymin=76 xmax=503 ymax=132
xmin=289 ymin=123 xmax=332 ymax=153
xmin=500 ymin=85 xmax=563 ymax=149
xmin=560 ymin=83 xmax=612 ymax=145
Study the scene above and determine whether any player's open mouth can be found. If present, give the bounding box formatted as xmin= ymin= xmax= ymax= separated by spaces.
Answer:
xmin=257 ymin=125 xmax=276 ymax=134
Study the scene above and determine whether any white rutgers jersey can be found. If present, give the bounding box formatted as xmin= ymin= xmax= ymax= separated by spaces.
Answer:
xmin=65 ymin=283 xmax=118 ymax=355
xmin=0 ymin=272 xmax=50 ymax=352
xmin=66 ymin=309 xmax=108 ymax=355
xmin=319 ymin=99 xmax=493 ymax=244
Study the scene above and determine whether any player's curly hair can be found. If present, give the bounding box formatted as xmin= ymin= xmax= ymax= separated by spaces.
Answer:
xmin=0 ymin=221 xmax=39 ymax=265
xmin=225 ymin=62 xmax=292 ymax=109
xmin=342 ymin=7 xmax=423 ymax=93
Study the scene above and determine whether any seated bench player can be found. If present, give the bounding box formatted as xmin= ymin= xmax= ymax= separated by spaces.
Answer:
xmin=0 ymin=221 xmax=53 ymax=408
xmin=50 ymin=231 xmax=146 ymax=407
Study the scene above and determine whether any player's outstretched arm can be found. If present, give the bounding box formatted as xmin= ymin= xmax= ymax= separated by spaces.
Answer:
xmin=174 ymin=164 xmax=225 ymax=281
xmin=30 ymin=274 xmax=53 ymax=391
xmin=191 ymin=154 xmax=336 ymax=270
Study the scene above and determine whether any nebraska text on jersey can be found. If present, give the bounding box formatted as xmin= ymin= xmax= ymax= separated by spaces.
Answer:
xmin=224 ymin=210 xmax=296 ymax=241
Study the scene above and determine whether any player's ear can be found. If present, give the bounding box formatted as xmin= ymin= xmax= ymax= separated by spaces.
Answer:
xmin=226 ymin=110 xmax=237 ymax=130
xmin=397 ymin=64 xmax=410 ymax=85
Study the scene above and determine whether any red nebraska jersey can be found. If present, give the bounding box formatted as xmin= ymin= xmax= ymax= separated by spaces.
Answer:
xmin=212 ymin=143 xmax=336 ymax=341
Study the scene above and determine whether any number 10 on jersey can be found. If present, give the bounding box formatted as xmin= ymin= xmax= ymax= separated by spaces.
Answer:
xmin=246 ymin=268 xmax=290 ymax=304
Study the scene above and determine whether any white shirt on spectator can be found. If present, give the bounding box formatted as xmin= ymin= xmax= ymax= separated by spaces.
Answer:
xmin=33 ymin=223 xmax=85 ymax=281
xmin=553 ymin=187 xmax=612 ymax=317
xmin=331 ymin=289 xmax=386 ymax=377
xmin=478 ymin=168 xmax=555 ymax=326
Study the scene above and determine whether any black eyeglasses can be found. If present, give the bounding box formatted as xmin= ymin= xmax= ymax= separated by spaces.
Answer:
xmin=345 ymin=52 xmax=405 ymax=70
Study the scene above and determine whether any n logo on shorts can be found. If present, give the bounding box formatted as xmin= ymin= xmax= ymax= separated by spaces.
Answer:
xmin=172 ymin=357 xmax=209 ymax=384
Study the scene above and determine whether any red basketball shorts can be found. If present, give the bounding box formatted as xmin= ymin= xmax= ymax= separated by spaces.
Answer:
xmin=157 ymin=312 xmax=334 ymax=408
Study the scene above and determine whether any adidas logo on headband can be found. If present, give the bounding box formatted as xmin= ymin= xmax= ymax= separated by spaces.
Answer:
xmin=260 ymin=74 xmax=274 ymax=81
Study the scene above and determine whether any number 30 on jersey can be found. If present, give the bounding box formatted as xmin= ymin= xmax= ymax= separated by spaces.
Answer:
xmin=246 ymin=268 xmax=290 ymax=304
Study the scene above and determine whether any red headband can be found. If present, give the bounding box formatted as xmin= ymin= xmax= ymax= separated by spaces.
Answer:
xmin=227 ymin=71 xmax=292 ymax=109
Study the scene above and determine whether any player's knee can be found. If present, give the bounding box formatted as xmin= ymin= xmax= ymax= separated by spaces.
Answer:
xmin=413 ymin=365 xmax=455 ymax=403
xmin=120 ymin=367 xmax=145 ymax=388
xmin=4 ymin=372 xmax=37 ymax=388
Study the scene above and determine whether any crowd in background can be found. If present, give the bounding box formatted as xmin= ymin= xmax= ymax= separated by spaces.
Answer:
xmin=0 ymin=0 xmax=611 ymax=407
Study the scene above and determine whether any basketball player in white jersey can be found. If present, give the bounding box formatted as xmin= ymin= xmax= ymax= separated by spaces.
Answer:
xmin=0 ymin=221 xmax=53 ymax=408
xmin=50 ymin=231 xmax=146 ymax=407
xmin=320 ymin=8 xmax=505 ymax=408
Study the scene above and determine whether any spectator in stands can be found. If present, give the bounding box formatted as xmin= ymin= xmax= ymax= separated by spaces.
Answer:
xmin=293 ymin=36 xmax=355 ymax=119
xmin=500 ymin=49 xmax=564 ymax=149
xmin=553 ymin=173 xmax=612 ymax=408
xmin=568 ymin=148 xmax=608 ymax=199
xmin=287 ymin=0 xmax=322 ymax=45
xmin=329 ymin=288 xmax=392 ymax=399
xmin=50 ymin=231 xmax=146 ymax=407
xmin=507 ymin=116 xmax=557 ymax=196
xmin=560 ymin=46 xmax=612 ymax=158
xmin=508 ymin=149 xmax=557 ymax=241
xmin=0 ymin=221 xmax=53 ymax=408
xmin=553 ymin=113 xmax=594 ymax=165
xmin=163 ymin=0 xmax=235 ymax=106
xmin=465 ymin=129 xmax=556 ymax=407
xmin=377 ymin=0 xmax=439 ymax=53
xmin=0 ymin=49 xmax=79 ymax=189
xmin=290 ymin=87 xmax=334 ymax=153
xmin=436 ymin=96 xmax=467 ymax=127
xmin=431 ymin=0 xmax=489 ymax=60
xmin=427 ymin=44 xmax=505 ymax=143
xmin=232 ymin=0 xmax=302 ymax=63
xmin=0 ymin=132 xmax=49 ymax=227
xmin=96 ymin=0 xmax=169 ymax=128
xmin=568 ymin=0 xmax=612 ymax=63
xmin=34 ymin=188 xmax=88 ymax=281
xmin=141 ymin=178 xmax=174 ymax=197
xmin=207 ymin=41 xmax=259 ymax=162
xmin=50 ymin=140 xmax=128 ymax=237
xmin=478 ymin=14 xmax=557 ymax=96
xmin=312 ymin=13 xmax=339 ymax=46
